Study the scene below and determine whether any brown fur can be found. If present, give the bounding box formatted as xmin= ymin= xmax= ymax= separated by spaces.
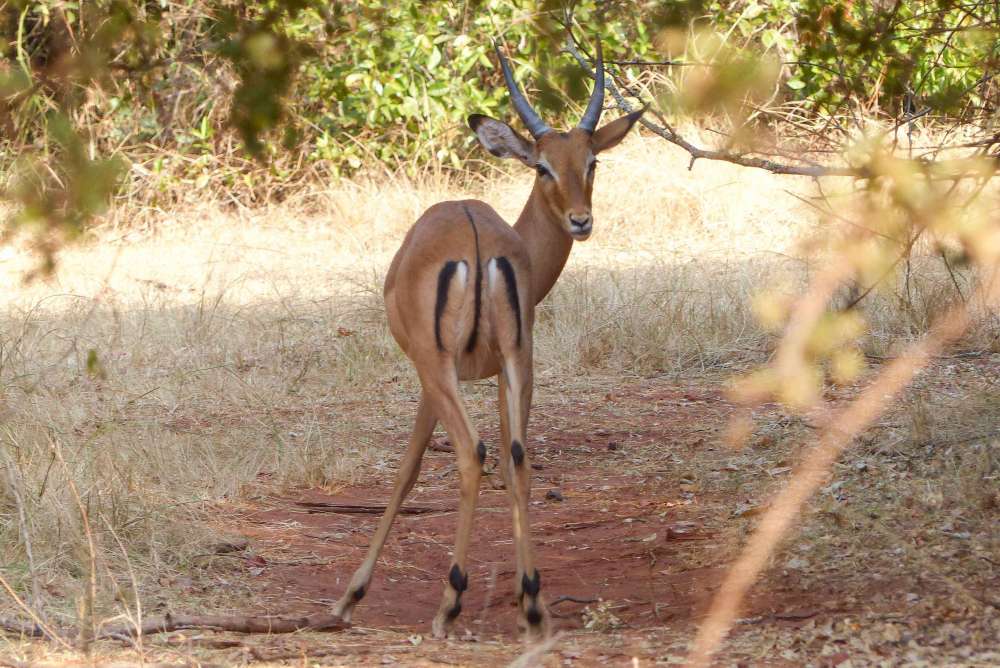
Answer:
xmin=332 ymin=96 xmax=643 ymax=640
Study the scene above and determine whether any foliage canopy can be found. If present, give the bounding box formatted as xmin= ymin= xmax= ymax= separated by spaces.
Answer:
xmin=0 ymin=0 xmax=997 ymax=254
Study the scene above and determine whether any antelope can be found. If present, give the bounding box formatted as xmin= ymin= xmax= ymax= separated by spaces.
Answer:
xmin=332 ymin=38 xmax=643 ymax=639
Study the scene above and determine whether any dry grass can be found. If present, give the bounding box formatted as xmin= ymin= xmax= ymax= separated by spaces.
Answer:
xmin=1 ymin=129 xmax=998 ymax=660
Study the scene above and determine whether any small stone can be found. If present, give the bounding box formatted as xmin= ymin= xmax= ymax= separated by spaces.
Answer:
xmin=546 ymin=488 xmax=564 ymax=502
xmin=607 ymin=442 xmax=619 ymax=451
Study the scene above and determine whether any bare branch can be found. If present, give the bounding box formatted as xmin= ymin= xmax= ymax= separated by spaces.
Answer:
xmin=564 ymin=35 xmax=998 ymax=180
xmin=1 ymin=611 xmax=348 ymax=642
xmin=0 ymin=574 xmax=72 ymax=650
xmin=102 ymin=611 xmax=348 ymax=639
xmin=293 ymin=501 xmax=447 ymax=515
xmin=563 ymin=37 xmax=860 ymax=178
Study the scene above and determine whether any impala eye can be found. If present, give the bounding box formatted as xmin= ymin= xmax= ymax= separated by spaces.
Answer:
xmin=535 ymin=163 xmax=553 ymax=179
xmin=587 ymin=160 xmax=598 ymax=176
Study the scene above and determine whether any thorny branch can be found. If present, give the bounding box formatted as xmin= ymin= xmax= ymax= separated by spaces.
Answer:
xmin=564 ymin=36 xmax=861 ymax=178
xmin=562 ymin=35 xmax=1000 ymax=180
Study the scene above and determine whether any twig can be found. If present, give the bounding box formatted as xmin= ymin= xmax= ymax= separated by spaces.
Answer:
xmin=98 ymin=611 xmax=348 ymax=639
xmin=293 ymin=502 xmax=447 ymax=515
xmin=782 ymin=188 xmax=896 ymax=242
xmin=0 ymin=581 xmax=72 ymax=650
xmin=563 ymin=36 xmax=859 ymax=178
xmin=549 ymin=595 xmax=599 ymax=606
xmin=563 ymin=32 xmax=999 ymax=180
xmin=249 ymin=646 xmax=361 ymax=662
xmin=738 ymin=609 xmax=820 ymax=624
xmin=1 ymin=611 xmax=349 ymax=642
xmin=50 ymin=437 xmax=97 ymax=651
xmin=429 ymin=437 xmax=454 ymax=453
xmin=101 ymin=512 xmax=144 ymax=650
xmin=0 ymin=615 xmax=47 ymax=638
xmin=1 ymin=446 xmax=41 ymax=614
xmin=939 ymin=247 xmax=968 ymax=304
xmin=845 ymin=228 xmax=927 ymax=310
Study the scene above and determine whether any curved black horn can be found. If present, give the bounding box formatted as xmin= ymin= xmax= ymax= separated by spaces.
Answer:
xmin=577 ymin=40 xmax=604 ymax=133
xmin=494 ymin=41 xmax=551 ymax=139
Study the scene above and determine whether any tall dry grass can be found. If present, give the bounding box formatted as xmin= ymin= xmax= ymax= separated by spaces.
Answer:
xmin=0 ymin=129 xmax=994 ymax=632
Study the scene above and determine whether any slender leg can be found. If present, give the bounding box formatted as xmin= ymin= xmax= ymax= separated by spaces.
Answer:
xmin=500 ymin=356 xmax=550 ymax=639
xmin=420 ymin=365 xmax=484 ymax=639
xmin=497 ymin=378 xmax=514 ymax=495
xmin=332 ymin=393 xmax=436 ymax=621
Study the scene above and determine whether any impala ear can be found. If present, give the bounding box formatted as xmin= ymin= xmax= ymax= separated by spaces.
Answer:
xmin=591 ymin=107 xmax=644 ymax=154
xmin=469 ymin=114 xmax=535 ymax=165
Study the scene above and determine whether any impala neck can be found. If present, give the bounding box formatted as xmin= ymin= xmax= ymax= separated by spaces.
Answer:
xmin=513 ymin=181 xmax=574 ymax=305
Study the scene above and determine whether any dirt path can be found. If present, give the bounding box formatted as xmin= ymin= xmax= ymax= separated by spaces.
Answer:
xmin=5 ymin=367 xmax=995 ymax=665
xmin=179 ymin=358 xmax=1000 ymax=666
xmin=213 ymin=378 xmax=876 ymax=665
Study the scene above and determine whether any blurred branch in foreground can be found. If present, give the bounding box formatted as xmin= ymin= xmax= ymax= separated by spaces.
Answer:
xmin=687 ymin=257 xmax=1000 ymax=667
xmin=0 ymin=0 xmax=320 ymax=274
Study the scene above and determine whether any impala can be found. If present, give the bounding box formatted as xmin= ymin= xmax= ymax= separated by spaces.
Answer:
xmin=332 ymin=38 xmax=643 ymax=639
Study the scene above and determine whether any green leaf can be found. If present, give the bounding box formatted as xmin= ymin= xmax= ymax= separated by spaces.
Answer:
xmin=428 ymin=46 xmax=442 ymax=71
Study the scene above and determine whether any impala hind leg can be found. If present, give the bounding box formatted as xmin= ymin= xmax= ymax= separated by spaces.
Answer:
xmin=419 ymin=365 xmax=484 ymax=639
xmin=332 ymin=394 xmax=436 ymax=622
xmin=499 ymin=360 xmax=550 ymax=639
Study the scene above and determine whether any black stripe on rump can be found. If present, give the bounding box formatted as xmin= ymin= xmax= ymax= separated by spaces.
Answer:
xmin=494 ymin=256 xmax=523 ymax=347
xmin=434 ymin=260 xmax=460 ymax=351
xmin=462 ymin=205 xmax=483 ymax=353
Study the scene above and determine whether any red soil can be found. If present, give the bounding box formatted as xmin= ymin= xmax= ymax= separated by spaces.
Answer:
xmin=224 ymin=382 xmax=831 ymax=642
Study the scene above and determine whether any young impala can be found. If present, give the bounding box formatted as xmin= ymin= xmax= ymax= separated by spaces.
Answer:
xmin=332 ymin=38 xmax=643 ymax=639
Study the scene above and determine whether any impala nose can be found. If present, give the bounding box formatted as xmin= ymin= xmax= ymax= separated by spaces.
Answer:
xmin=569 ymin=214 xmax=592 ymax=236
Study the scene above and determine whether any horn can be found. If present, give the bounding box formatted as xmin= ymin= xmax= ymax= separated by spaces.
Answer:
xmin=494 ymin=40 xmax=551 ymax=139
xmin=577 ymin=40 xmax=604 ymax=134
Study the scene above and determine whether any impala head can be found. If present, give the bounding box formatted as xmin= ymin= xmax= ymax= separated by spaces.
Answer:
xmin=469 ymin=40 xmax=644 ymax=241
